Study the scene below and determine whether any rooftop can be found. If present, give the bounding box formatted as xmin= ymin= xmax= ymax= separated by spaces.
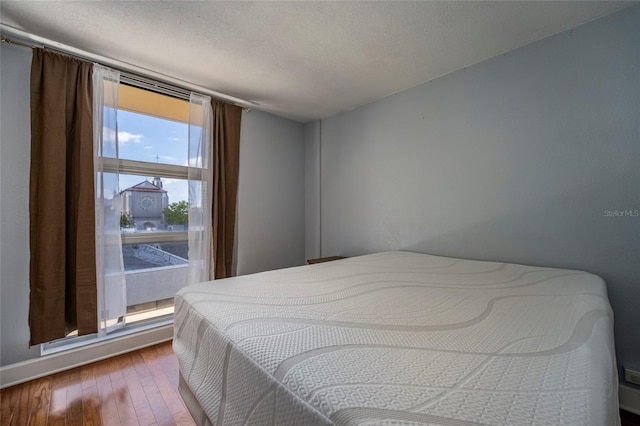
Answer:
xmin=122 ymin=180 xmax=166 ymax=193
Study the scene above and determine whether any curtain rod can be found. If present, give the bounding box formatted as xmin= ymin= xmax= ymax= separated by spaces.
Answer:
xmin=0 ymin=25 xmax=253 ymax=111
xmin=1 ymin=36 xmax=32 ymax=50
xmin=2 ymin=35 xmax=192 ymax=102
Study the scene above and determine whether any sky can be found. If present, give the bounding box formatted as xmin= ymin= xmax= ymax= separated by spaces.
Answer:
xmin=116 ymin=110 xmax=189 ymax=203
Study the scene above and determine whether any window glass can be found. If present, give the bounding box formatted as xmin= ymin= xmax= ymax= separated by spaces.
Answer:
xmin=114 ymin=87 xmax=190 ymax=325
xmin=122 ymin=241 xmax=188 ymax=271
xmin=122 ymin=241 xmax=188 ymax=324
xmin=117 ymin=110 xmax=189 ymax=166
xmin=118 ymin=174 xmax=188 ymax=233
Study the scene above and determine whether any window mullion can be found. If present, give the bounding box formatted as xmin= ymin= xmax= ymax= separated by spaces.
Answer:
xmin=101 ymin=157 xmax=198 ymax=180
xmin=121 ymin=232 xmax=188 ymax=245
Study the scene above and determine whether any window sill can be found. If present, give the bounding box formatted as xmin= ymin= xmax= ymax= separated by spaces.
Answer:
xmin=41 ymin=316 xmax=173 ymax=356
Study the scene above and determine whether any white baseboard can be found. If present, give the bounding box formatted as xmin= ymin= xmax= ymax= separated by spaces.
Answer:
xmin=620 ymin=384 xmax=640 ymax=415
xmin=0 ymin=324 xmax=173 ymax=389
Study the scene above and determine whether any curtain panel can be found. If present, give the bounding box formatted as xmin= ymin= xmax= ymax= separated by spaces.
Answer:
xmin=211 ymin=100 xmax=242 ymax=279
xmin=187 ymin=94 xmax=213 ymax=285
xmin=93 ymin=65 xmax=127 ymax=335
xmin=29 ymin=49 xmax=97 ymax=345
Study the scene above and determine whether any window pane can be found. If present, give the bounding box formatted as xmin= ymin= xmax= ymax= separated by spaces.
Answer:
xmin=106 ymin=110 xmax=189 ymax=166
xmin=123 ymin=241 xmax=188 ymax=271
xmin=123 ymin=241 xmax=188 ymax=324
xmin=119 ymin=174 xmax=188 ymax=233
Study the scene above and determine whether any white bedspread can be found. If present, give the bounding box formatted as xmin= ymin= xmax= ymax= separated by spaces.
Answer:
xmin=173 ymin=251 xmax=618 ymax=425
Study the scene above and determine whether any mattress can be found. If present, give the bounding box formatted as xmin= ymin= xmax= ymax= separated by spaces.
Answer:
xmin=173 ymin=251 xmax=618 ymax=425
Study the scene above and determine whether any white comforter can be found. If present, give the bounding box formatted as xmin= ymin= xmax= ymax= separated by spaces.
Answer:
xmin=174 ymin=251 xmax=618 ymax=425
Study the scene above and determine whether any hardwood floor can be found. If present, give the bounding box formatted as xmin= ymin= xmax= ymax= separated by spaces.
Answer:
xmin=622 ymin=409 xmax=640 ymax=426
xmin=0 ymin=341 xmax=195 ymax=426
xmin=1 ymin=342 xmax=638 ymax=425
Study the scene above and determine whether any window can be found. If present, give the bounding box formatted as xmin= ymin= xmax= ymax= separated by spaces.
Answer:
xmin=32 ymin=54 xmax=237 ymax=354
xmin=42 ymin=68 xmax=217 ymax=353
xmin=101 ymin=82 xmax=192 ymax=324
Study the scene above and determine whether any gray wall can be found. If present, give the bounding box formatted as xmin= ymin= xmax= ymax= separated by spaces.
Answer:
xmin=305 ymin=120 xmax=321 ymax=260
xmin=236 ymin=109 xmax=306 ymax=275
xmin=0 ymin=44 xmax=307 ymax=366
xmin=307 ymin=7 xmax=639 ymax=380
xmin=0 ymin=43 xmax=40 ymax=366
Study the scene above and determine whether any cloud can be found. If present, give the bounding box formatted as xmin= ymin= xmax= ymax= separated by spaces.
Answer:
xmin=185 ymin=156 xmax=206 ymax=167
xmin=102 ymin=128 xmax=143 ymax=145
xmin=118 ymin=131 xmax=143 ymax=144
xmin=157 ymin=178 xmax=188 ymax=203
xmin=143 ymin=145 xmax=153 ymax=150
xmin=103 ymin=128 xmax=116 ymax=143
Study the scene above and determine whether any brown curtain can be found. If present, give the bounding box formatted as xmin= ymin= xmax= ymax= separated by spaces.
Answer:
xmin=211 ymin=100 xmax=242 ymax=279
xmin=29 ymin=49 xmax=97 ymax=345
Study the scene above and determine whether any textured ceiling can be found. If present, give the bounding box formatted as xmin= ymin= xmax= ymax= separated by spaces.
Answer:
xmin=0 ymin=1 xmax=634 ymax=122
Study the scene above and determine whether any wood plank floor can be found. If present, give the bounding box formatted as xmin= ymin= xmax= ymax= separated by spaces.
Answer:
xmin=0 ymin=341 xmax=195 ymax=426
xmin=622 ymin=409 xmax=640 ymax=426
xmin=1 ymin=340 xmax=638 ymax=425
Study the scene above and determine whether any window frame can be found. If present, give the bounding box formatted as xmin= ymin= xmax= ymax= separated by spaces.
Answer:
xmin=41 ymin=72 xmax=199 ymax=353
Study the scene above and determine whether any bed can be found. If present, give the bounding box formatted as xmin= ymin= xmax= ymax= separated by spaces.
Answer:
xmin=173 ymin=251 xmax=619 ymax=425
